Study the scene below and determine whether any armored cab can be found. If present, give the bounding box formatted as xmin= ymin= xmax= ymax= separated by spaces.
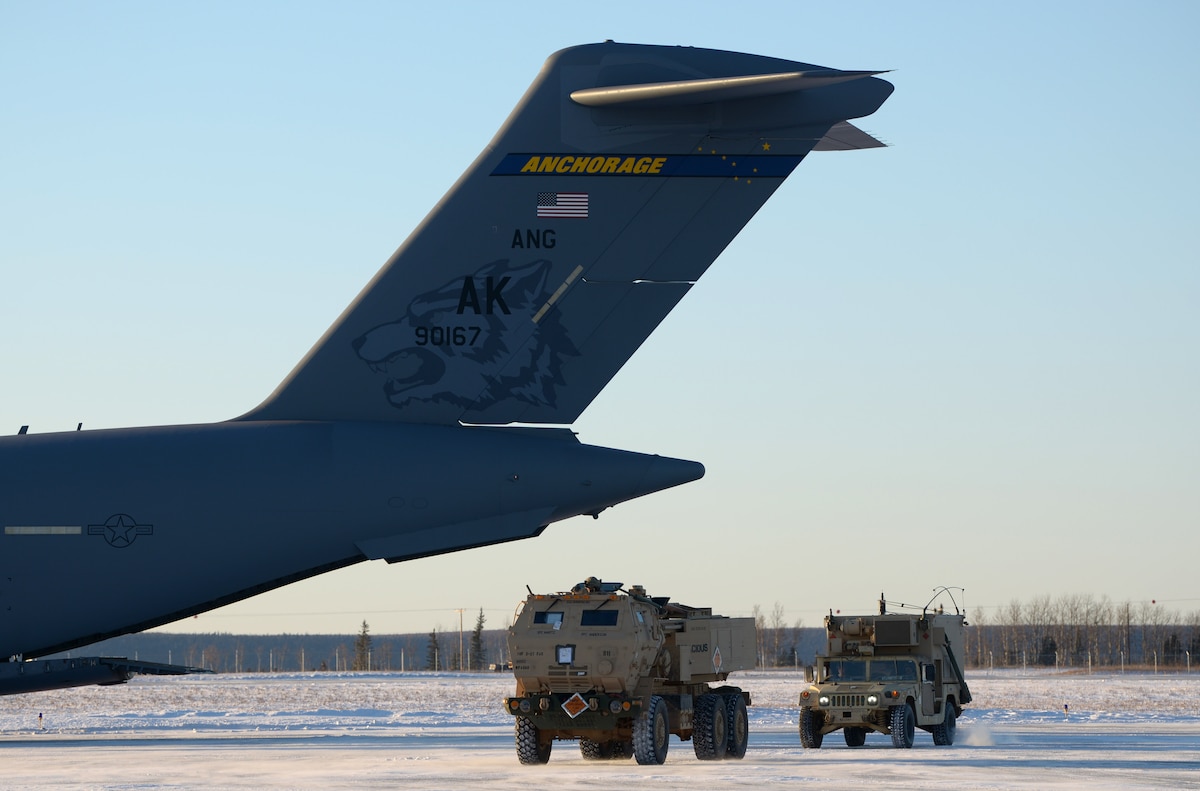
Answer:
xmin=798 ymin=595 xmax=972 ymax=749
xmin=504 ymin=577 xmax=756 ymax=765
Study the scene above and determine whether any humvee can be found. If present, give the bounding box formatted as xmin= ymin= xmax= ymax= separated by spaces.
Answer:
xmin=799 ymin=595 xmax=971 ymax=748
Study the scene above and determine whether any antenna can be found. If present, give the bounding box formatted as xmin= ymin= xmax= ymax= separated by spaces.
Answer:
xmin=925 ymin=586 xmax=964 ymax=616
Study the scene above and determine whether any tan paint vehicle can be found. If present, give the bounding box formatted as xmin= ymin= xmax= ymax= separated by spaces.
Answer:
xmin=504 ymin=577 xmax=756 ymax=765
xmin=799 ymin=596 xmax=972 ymax=749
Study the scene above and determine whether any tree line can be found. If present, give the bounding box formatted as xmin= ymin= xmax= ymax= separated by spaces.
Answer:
xmin=61 ymin=595 xmax=1199 ymax=673
xmin=60 ymin=617 xmax=509 ymax=674
xmin=966 ymin=594 xmax=1199 ymax=669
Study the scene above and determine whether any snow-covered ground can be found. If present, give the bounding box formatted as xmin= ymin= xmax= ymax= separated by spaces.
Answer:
xmin=1 ymin=669 xmax=1197 ymax=789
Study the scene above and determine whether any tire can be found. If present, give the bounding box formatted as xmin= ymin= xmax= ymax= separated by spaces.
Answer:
xmin=579 ymin=738 xmax=604 ymax=760
xmin=633 ymin=695 xmax=670 ymax=765
xmin=843 ymin=727 xmax=867 ymax=747
xmin=889 ymin=704 xmax=915 ymax=749
xmin=610 ymin=739 xmax=634 ymax=760
xmin=799 ymin=707 xmax=824 ymax=749
xmin=581 ymin=738 xmax=631 ymax=760
xmin=515 ymin=717 xmax=551 ymax=765
xmin=723 ymin=692 xmax=749 ymax=759
xmin=692 ymin=693 xmax=727 ymax=760
xmin=932 ymin=700 xmax=957 ymax=746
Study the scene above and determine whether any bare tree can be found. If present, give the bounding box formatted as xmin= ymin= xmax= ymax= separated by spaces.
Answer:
xmin=769 ymin=602 xmax=786 ymax=667
xmin=751 ymin=605 xmax=765 ymax=668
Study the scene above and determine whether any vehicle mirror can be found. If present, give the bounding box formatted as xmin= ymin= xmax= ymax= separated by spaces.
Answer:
xmin=924 ymin=664 xmax=935 ymax=682
xmin=804 ymin=665 xmax=815 ymax=683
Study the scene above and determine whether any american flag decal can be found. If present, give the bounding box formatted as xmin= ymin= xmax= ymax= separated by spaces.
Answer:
xmin=536 ymin=192 xmax=589 ymax=218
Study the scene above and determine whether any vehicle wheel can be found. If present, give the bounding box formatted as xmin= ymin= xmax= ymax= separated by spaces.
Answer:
xmin=633 ymin=695 xmax=670 ymax=765
xmin=579 ymin=738 xmax=604 ymax=760
xmin=843 ymin=726 xmax=867 ymax=747
xmin=610 ymin=738 xmax=634 ymax=760
xmin=932 ymin=700 xmax=957 ymax=746
xmin=693 ymin=693 xmax=727 ymax=760
xmin=581 ymin=738 xmax=630 ymax=759
xmin=890 ymin=704 xmax=915 ymax=749
xmin=515 ymin=717 xmax=551 ymax=764
xmin=723 ymin=692 xmax=749 ymax=759
xmin=799 ymin=707 xmax=824 ymax=749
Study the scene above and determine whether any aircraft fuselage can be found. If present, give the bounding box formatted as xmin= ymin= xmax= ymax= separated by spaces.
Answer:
xmin=0 ymin=423 xmax=701 ymax=658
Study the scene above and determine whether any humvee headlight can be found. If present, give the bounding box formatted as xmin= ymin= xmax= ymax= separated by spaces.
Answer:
xmin=509 ymin=699 xmax=519 ymax=711
xmin=609 ymin=700 xmax=623 ymax=714
xmin=866 ymin=694 xmax=879 ymax=706
xmin=519 ymin=699 xmax=531 ymax=713
xmin=818 ymin=695 xmax=831 ymax=707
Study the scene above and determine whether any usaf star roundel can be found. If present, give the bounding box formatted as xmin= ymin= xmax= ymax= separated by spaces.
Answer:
xmin=87 ymin=513 xmax=154 ymax=548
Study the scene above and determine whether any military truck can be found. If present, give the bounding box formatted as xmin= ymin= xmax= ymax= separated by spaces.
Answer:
xmin=798 ymin=595 xmax=972 ymax=749
xmin=504 ymin=577 xmax=757 ymax=765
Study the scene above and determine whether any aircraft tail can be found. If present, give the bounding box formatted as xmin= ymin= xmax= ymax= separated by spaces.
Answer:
xmin=240 ymin=42 xmax=892 ymax=425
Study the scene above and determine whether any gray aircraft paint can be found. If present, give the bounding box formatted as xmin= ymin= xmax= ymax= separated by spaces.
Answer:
xmin=0 ymin=43 xmax=891 ymax=664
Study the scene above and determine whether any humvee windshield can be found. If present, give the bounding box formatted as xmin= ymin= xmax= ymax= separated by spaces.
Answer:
xmin=824 ymin=658 xmax=917 ymax=682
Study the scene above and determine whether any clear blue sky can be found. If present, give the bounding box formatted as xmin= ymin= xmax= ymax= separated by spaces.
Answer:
xmin=3 ymin=2 xmax=1197 ymax=635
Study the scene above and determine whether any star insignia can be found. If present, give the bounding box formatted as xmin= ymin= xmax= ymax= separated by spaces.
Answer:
xmin=87 ymin=513 xmax=154 ymax=548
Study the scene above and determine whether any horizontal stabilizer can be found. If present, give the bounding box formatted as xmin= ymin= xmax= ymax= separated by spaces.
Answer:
xmin=357 ymin=508 xmax=556 ymax=562
xmin=0 ymin=656 xmax=210 ymax=696
xmin=814 ymin=121 xmax=887 ymax=151
xmin=570 ymin=69 xmax=887 ymax=107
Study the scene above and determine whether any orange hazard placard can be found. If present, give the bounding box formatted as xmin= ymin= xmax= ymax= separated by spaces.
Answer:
xmin=562 ymin=693 xmax=589 ymax=719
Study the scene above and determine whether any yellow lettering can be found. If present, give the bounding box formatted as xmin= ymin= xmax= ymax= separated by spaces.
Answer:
xmin=517 ymin=154 xmax=671 ymax=176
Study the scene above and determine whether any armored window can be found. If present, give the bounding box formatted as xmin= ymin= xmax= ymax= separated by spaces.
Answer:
xmin=533 ymin=611 xmax=564 ymax=629
xmin=580 ymin=610 xmax=618 ymax=627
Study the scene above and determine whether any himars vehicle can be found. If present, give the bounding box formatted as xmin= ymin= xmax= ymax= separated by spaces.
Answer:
xmin=0 ymin=42 xmax=891 ymax=695
xmin=799 ymin=594 xmax=972 ymax=748
xmin=505 ymin=577 xmax=756 ymax=765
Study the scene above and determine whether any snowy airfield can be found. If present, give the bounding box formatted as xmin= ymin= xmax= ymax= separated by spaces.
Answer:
xmin=1 ymin=669 xmax=1197 ymax=790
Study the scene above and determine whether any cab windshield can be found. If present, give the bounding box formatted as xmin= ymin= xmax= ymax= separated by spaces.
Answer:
xmin=824 ymin=659 xmax=917 ymax=682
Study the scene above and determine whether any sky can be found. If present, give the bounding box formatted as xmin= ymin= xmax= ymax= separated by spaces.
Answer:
xmin=2 ymin=2 xmax=1197 ymax=638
